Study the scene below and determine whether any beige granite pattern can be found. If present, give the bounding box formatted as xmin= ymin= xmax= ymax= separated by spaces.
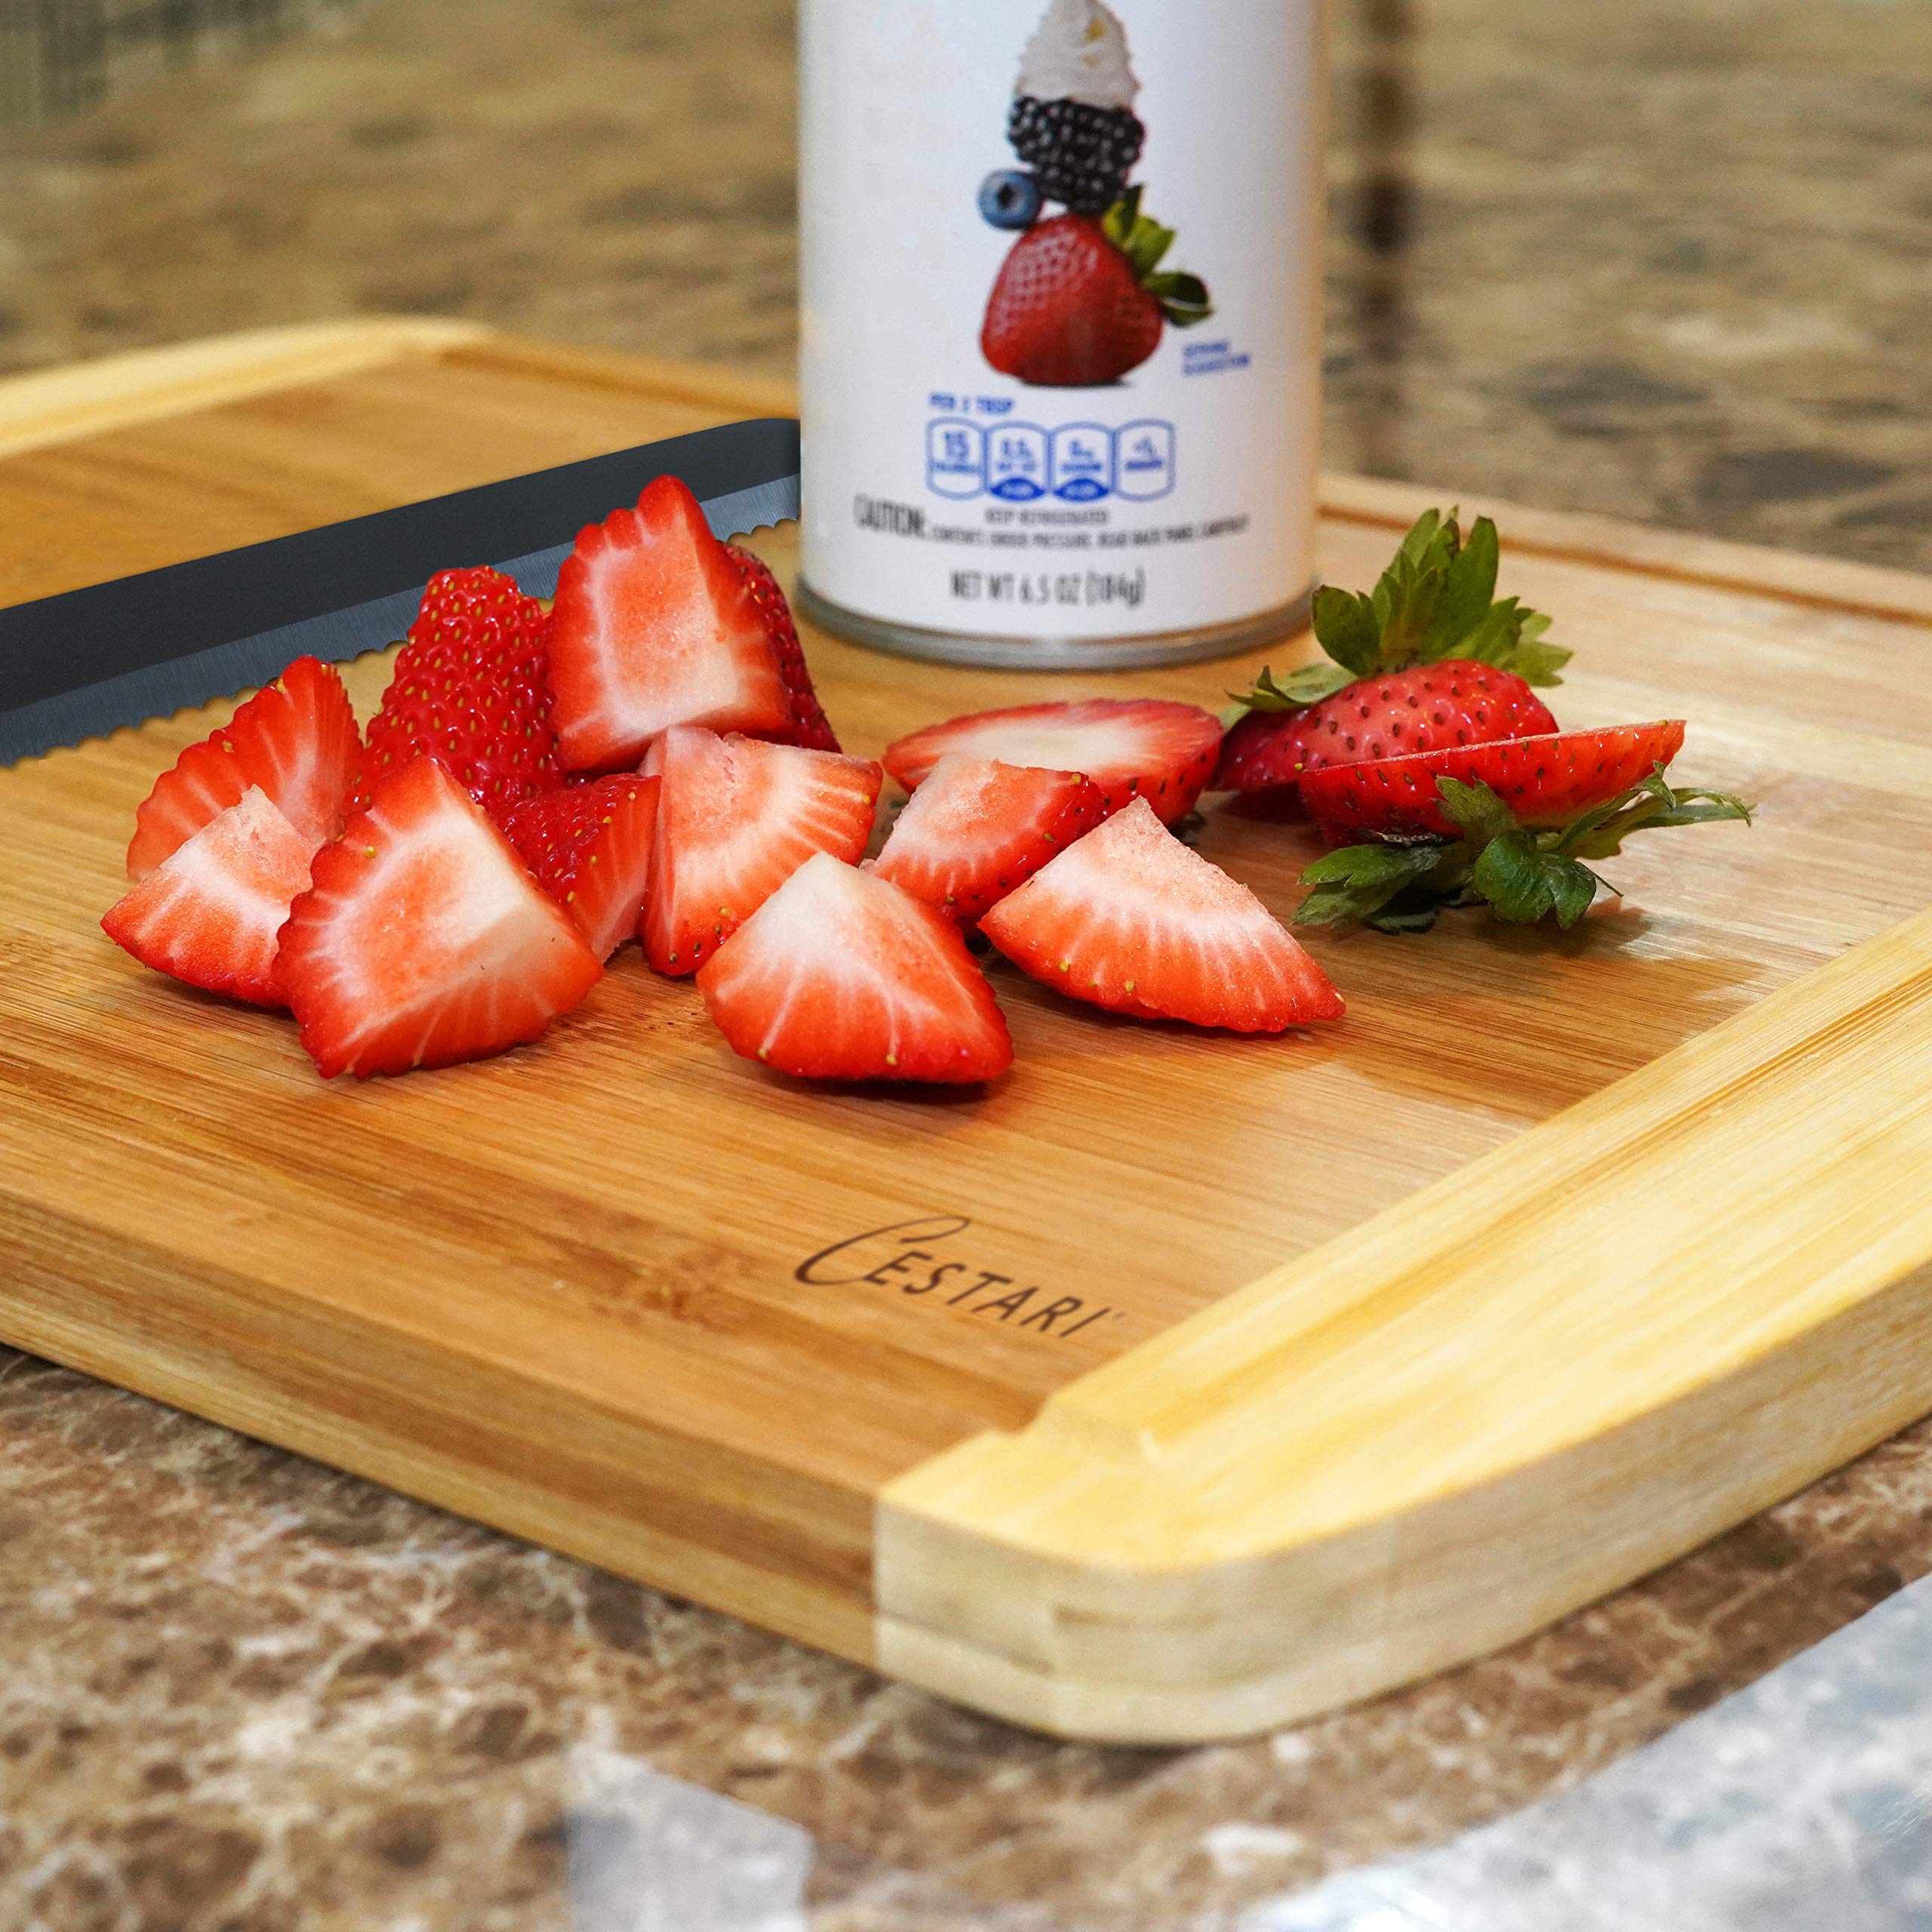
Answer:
xmin=3 ymin=0 xmax=1932 ymax=1924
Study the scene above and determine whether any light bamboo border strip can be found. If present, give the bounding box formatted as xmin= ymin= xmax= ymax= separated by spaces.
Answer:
xmin=0 ymin=317 xmax=493 ymax=460
xmin=877 ymin=906 xmax=1932 ymax=1741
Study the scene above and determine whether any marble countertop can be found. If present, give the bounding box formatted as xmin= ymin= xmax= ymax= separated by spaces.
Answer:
xmin=4 ymin=0 xmax=1932 ymax=1925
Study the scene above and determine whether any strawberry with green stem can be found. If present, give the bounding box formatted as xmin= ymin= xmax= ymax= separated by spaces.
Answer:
xmin=1216 ymin=509 xmax=1570 ymax=795
xmin=982 ymin=188 xmax=1212 ymax=389
xmin=1296 ymin=766 xmax=1754 ymax=934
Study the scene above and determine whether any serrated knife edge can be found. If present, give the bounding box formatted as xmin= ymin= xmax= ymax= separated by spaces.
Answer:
xmin=0 ymin=420 xmax=800 ymax=766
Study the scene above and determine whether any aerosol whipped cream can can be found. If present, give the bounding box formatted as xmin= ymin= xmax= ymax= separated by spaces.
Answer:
xmin=798 ymin=0 xmax=1324 ymax=669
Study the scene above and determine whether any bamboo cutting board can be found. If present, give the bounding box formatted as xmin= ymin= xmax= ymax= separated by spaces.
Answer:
xmin=5 ymin=325 xmax=1932 ymax=1744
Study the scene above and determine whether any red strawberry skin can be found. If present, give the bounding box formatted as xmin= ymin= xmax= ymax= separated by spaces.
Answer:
xmin=883 ymin=698 xmax=1222 ymax=826
xmin=352 ymin=566 xmax=561 ymax=823
xmin=502 ymin=774 xmax=660 ymax=961
xmin=721 ymin=544 xmax=840 ymax=752
xmin=697 ymin=854 xmax=1013 ymax=1084
xmin=127 ymin=656 xmax=358 ymax=880
xmin=1214 ymin=662 xmax=1560 ymax=794
xmin=645 ymin=728 xmax=881 ymax=977
xmin=983 ymin=216 xmax=1164 ymax=388
xmin=872 ymin=755 xmax=1106 ymax=926
xmin=548 ymin=476 xmax=792 ymax=773
xmin=981 ymin=796 xmax=1343 ymax=1032
xmin=1300 ymin=721 xmax=1689 ymax=841
xmin=104 ymin=786 xmax=317 ymax=1008
xmin=277 ymin=756 xmax=601 ymax=1078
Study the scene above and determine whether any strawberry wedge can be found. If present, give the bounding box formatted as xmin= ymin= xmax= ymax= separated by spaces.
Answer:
xmin=698 ymin=854 xmax=1013 ymax=1083
xmin=277 ymin=757 xmax=602 ymax=1078
xmin=981 ymin=798 xmax=1343 ymax=1032
xmin=127 ymin=656 xmax=358 ymax=880
xmin=882 ymin=697 xmax=1223 ymax=824
xmin=644 ymin=726 xmax=881 ymax=976
xmin=872 ymin=754 xmax=1106 ymax=925
xmin=503 ymin=774 xmax=660 ymax=961
xmin=1299 ymin=721 xmax=1687 ymax=841
xmin=103 ymin=786 xmax=317 ymax=1008
xmin=548 ymin=475 xmax=792 ymax=772
xmin=722 ymin=543 xmax=841 ymax=752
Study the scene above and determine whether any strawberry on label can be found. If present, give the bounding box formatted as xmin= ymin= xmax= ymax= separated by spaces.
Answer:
xmin=502 ymin=774 xmax=660 ymax=962
xmin=127 ymin=656 xmax=358 ymax=881
xmin=980 ymin=797 xmax=1344 ymax=1033
xmin=981 ymin=188 xmax=1212 ymax=389
xmin=549 ymin=476 xmax=792 ymax=772
xmin=871 ymin=754 xmax=1106 ymax=926
xmin=103 ymin=786 xmax=318 ymax=1009
xmin=883 ymin=697 xmax=1222 ymax=825
xmin=277 ymin=757 xmax=603 ymax=1079
xmin=353 ymin=566 xmax=562 ymax=823
xmin=697 ymin=854 xmax=1014 ymax=1084
xmin=1216 ymin=509 xmax=1567 ymax=796
xmin=643 ymin=726 xmax=882 ymax=977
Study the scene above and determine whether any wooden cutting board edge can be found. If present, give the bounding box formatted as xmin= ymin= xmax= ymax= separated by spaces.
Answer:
xmin=9 ymin=323 xmax=1932 ymax=1744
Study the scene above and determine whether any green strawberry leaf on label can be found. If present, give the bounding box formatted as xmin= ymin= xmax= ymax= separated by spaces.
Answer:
xmin=1100 ymin=186 xmax=1143 ymax=248
xmin=1297 ymin=768 xmax=1753 ymax=934
xmin=1103 ymin=192 xmax=1214 ymax=326
xmin=1146 ymin=272 xmax=1213 ymax=327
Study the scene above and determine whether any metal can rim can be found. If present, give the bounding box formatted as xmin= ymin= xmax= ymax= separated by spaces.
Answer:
xmin=794 ymin=579 xmax=1316 ymax=673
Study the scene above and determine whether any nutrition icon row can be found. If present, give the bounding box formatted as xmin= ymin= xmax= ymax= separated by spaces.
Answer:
xmin=926 ymin=417 xmax=1177 ymax=504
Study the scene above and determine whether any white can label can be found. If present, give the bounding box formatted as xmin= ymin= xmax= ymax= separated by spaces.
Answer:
xmin=799 ymin=0 xmax=1324 ymax=648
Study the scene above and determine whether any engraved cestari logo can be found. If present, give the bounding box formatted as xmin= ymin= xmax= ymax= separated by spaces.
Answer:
xmin=795 ymin=1216 xmax=1124 ymax=1340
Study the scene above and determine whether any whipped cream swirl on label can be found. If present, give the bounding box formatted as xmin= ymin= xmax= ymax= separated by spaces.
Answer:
xmin=1015 ymin=0 xmax=1140 ymax=112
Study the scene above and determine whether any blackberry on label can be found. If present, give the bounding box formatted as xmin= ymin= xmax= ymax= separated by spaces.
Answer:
xmin=1008 ymin=94 xmax=1146 ymax=214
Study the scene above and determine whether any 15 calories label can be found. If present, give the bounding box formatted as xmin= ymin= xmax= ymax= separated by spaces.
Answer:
xmin=795 ymin=1215 xmax=1126 ymax=1341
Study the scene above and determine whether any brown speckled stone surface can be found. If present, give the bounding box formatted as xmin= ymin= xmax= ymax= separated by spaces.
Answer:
xmin=3 ymin=2 xmax=1932 ymax=1925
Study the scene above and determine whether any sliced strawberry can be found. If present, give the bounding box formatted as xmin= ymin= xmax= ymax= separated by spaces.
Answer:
xmin=644 ymin=727 xmax=881 ymax=977
xmin=1299 ymin=721 xmax=1688 ymax=841
xmin=548 ymin=476 xmax=792 ymax=772
xmin=882 ymin=698 xmax=1223 ymax=824
xmin=502 ymin=774 xmax=660 ymax=961
xmin=980 ymin=797 xmax=1344 ymax=1032
xmin=871 ymin=755 xmax=1106 ymax=925
xmin=722 ymin=543 xmax=840 ymax=752
xmin=697 ymin=854 xmax=1013 ymax=1084
xmin=352 ymin=565 xmax=561 ymax=821
xmin=1214 ymin=662 xmax=1558 ymax=793
xmin=277 ymin=756 xmax=602 ymax=1078
xmin=103 ymin=786 xmax=316 ymax=1008
xmin=127 ymin=656 xmax=358 ymax=880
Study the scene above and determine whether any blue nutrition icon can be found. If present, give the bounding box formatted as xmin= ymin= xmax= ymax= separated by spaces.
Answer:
xmin=986 ymin=425 xmax=1049 ymax=501
xmin=925 ymin=420 xmax=985 ymax=500
xmin=1113 ymin=420 xmax=1175 ymax=502
xmin=927 ymin=417 xmax=1176 ymax=505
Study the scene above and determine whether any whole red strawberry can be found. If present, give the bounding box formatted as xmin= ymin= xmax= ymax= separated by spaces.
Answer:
xmin=1216 ymin=662 xmax=1557 ymax=791
xmin=352 ymin=566 xmax=562 ymax=820
xmin=982 ymin=191 xmax=1212 ymax=389
xmin=721 ymin=544 xmax=841 ymax=752
xmin=1216 ymin=509 xmax=1571 ymax=798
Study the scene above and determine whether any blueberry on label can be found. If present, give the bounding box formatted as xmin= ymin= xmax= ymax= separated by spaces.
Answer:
xmin=979 ymin=169 xmax=1043 ymax=231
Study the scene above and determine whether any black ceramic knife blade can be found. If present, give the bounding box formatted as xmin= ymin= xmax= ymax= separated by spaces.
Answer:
xmin=0 ymin=416 xmax=801 ymax=766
